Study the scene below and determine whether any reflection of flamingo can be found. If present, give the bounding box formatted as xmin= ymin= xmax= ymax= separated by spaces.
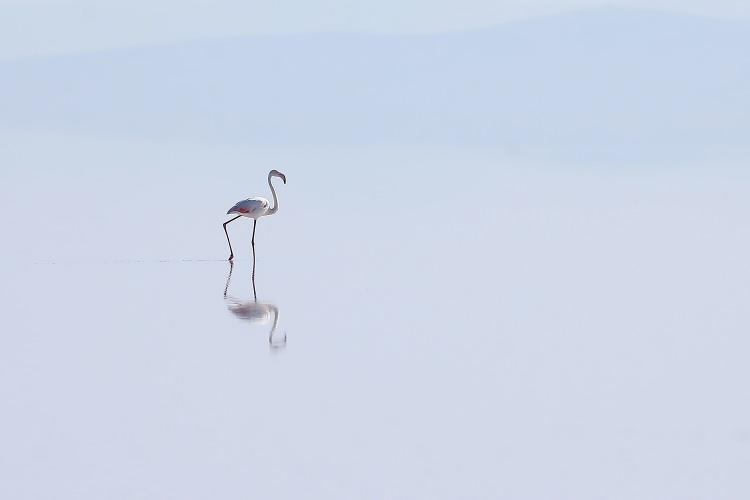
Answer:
xmin=223 ymin=170 xmax=287 ymax=280
xmin=223 ymin=260 xmax=286 ymax=349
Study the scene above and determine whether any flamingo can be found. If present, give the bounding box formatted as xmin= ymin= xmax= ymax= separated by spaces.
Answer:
xmin=223 ymin=169 xmax=287 ymax=275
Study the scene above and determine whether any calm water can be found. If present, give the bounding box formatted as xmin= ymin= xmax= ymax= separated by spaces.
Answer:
xmin=2 ymin=133 xmax=750 ymax=499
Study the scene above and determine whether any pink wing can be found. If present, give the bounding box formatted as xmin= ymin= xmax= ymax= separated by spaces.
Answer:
xmin=226 ymin=198 xmax=269 ymax=215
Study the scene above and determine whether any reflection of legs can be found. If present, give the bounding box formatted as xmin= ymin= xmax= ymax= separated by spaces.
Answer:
xmin=223 ymin=215 xmax=241 ymax=260
xmin=223 ymin=259 xmax=234 ymax=298
xmin=251 ymin=219 xmax=257 ymax=281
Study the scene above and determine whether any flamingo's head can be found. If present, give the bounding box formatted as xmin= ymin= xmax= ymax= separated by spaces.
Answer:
xmin=270 ymin=169 xmax=287 ymax=184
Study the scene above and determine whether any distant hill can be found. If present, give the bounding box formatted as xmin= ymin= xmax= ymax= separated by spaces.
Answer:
xmin=2 ymin=8 xmax=748 ymax=159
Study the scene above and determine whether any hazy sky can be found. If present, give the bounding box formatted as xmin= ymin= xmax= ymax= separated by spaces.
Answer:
xmin=1 ymin=0 xmax=749 ymax=58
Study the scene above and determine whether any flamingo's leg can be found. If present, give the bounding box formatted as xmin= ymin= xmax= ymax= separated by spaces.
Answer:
xmin=251 ymin=219 xmax=257 ymax=280
xmin=223 ymin=215 xmax=241 ymax=260
xmin=223 ymin=259 xmax=234 ymax=298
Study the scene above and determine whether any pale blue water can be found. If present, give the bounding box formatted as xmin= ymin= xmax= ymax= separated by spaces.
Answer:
xmin=1 ymin=132 xmax=750 ymax=499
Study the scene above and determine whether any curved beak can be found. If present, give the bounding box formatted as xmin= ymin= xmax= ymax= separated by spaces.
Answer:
xmin=280 ymin=173 xmax=287 ymax=184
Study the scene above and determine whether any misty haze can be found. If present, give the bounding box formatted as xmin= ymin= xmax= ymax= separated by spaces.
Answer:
xmin=1 ymin=6 xmax=749 ymax=500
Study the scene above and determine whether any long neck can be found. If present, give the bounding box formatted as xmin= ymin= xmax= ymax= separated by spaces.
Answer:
xmin=267 ymin=174 xmax=280 ymax=215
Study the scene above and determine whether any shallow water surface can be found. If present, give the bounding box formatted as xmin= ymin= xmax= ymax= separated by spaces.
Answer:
xmin=1 ymin=135 xmax=750 ymax=499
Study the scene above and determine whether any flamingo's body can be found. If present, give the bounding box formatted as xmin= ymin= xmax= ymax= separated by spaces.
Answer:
xmin=223 ymin=169 xmax=286 ymax=273
xmin=226 ymin=197 xmax=270 ymax=219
